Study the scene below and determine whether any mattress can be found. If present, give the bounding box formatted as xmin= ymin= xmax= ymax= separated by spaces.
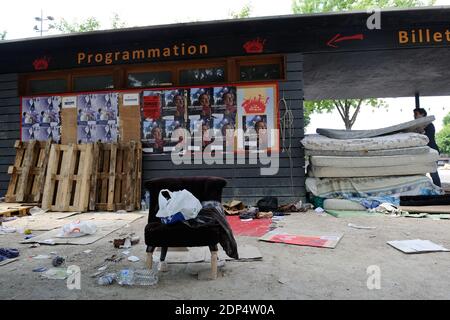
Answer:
xmin=323 ymin=199 xmax=366 ymax=211
xmin=308 ymin=163 xmax=437 ymax=178
xmin=310 ymin=149 xmax=438 ymax=168
xmin=306 ymin=175 xmax=443 ymax=198
xmin=316 ymin=116 xmax=435 ymax=139
xmin=305 ymin=146 xmax=430 ymax=157
xmin=301 ymin=133 xmax=429 ymax=152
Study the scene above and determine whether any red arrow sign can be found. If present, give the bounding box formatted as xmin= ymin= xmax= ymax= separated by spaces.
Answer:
xmin=327 ymin=33 xmax=364 ymax=48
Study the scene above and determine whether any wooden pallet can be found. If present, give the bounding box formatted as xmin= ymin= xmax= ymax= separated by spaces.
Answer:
xmin=41 ymin=144 xmax=94 ymax=212
xmin=89 ymin=141 xmax=142 ymax=212
xmin=0 ymin=203 xmax=33 ymax=218
xmin=5 ymin=140 xmax=52 ymax=203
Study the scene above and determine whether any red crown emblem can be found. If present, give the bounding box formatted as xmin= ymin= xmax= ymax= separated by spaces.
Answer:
xmin=243 ymin=38 xmax=266 ymax=53
xmin=32 ymin=56 xmax=50 ymax=70
xmin=242 ymin=95 xmax=269 ymax=114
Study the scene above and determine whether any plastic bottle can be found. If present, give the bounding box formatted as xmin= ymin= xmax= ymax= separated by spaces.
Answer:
xmin=134 ymin=269 xmax=158 ymax=286
xmin=97 ymin=273 xmax=116 ymax=286
xmin=141 ymin=200 xmax=147 ymax=211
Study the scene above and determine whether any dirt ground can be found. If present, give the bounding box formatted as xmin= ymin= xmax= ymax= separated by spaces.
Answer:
xmin=0 ymin=210 xmax=449 ymax=300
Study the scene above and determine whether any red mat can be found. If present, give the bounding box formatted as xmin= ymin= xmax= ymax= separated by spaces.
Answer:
xmin=226 ymin=216 xmax=272 ymax=237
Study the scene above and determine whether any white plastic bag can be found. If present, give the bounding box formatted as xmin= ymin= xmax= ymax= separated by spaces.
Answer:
xmin=57 ymin=220 xmax=97 ymax=238
xmin=156 ymin=189 xmax=202 ymax=224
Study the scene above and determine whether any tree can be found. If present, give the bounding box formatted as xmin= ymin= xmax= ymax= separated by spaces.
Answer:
xmin=229 ymin=3 xmax=252 ymax=19
xmin=54 ymin=13 xmax=127 ymax=34
xmin=293 ymin=0 xmax=436 ymax=129
xmin=54 ymin=17 xmax=101 ymax=33
xmin=437 ymin=113 xmax=450 ymax=155
xmin=0 ymin=31 xmax=6 ymax=40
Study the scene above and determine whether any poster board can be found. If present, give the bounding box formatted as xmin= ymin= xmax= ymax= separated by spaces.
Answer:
xmin=21 ymin=96 xmax=62 ymax=143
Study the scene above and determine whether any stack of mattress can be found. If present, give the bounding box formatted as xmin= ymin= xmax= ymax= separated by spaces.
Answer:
xmin=301 ymin=121 xmax=444 ymax=211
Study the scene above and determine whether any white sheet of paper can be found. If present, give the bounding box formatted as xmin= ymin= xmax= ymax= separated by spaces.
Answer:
xmin=388 ymin=239 xmax=449 ymax=253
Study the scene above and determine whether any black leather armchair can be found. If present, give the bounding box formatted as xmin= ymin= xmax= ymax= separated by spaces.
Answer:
xmin=144 ymin=176 xmax=227 ymax=279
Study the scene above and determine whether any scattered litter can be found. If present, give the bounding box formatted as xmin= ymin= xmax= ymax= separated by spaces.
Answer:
xmin=24 ymin=235 xmax=35 ymax=240
xmin=57 ymin=220 xmax=97 ymax=238
xmin=52 ymin=256 xmax=65 ymax=267
xmin=314 ymin=207 xmax=325 ymax=214
xmin=134 ymin=269 xmax=158 ymax=286
xmin=348 ymin=223 xmax=376 ymax=230
xmin=127 ymin=256 xmax=140 ymax=262
xmin=32 ymin=255 xmax=51 ymax=260
xmin=29 ymin=207 xmax=48 ymax=216
xmin=122 ymin=250 xmax=130 ymax=255
xmin=113 ymin=234 xmax=140 ymax=248
xmin=90 ymin=270 xmax=106 ymax=278
xmin=223 ymin=200 xmax=246 ymax=216
xmin=29 ymin=243 xmax=40 ymax=248
xmin=41 ymin=268 xmax=70 ymax=280
xmin=97 ymin=273 xmax=116 ymax=285
xmin=0 ymin=258 xmax=19 ymax=266
xmin=240 ymin=218 xmax=253 ymax=222
xmin=0 ymin=248 xmax=19 ymax=262
xmin=105 ymin=254 xmax=123 ymax=263
xmin=33 ymin=267 xmax=48 ymax=272
xmin=116 ymin=269 xmax=135 ymax=286
xmin=256 ymin=211 xmax=273 ymax=219
xmin=24 ymin=229 xmax=33 ymax=235
xmin=0 ymin=226 xmax=16 ymax=234
xmin=259 ymin=230 xmax=344 ymax=249
xmin=42 ymin=239 xmax=55 ymax=245
xmin=387 ymin=239 xmax=449 ymax=254
xmin=98 ymin=265 xmax=108 ymax=271
xmin=83 ymin=250 xmax=92 ymax=254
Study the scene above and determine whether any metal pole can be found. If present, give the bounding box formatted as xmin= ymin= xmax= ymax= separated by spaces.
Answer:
xmin=40 ymin=9 xmax=43 ymax=37
xmin=415 ymin=92 xmax=420 ymax=109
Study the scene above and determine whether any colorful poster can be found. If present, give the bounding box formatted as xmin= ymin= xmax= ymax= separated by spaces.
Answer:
xmin=236 ymin=84 xmax=278 ymax=151
xmin=21 ymin=96 xmax=61 ymax=143
xmin=77 ymin=93 xmax=118 ymax=143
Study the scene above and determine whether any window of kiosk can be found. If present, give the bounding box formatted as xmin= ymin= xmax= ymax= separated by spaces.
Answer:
xmin=239 ymin=64 xmax=282 ymax=81
xmin=179 ymin=67 xmax=225 ymax=85
xmin=127 ymin=71 xmax=173 ymax=88
xmin=29 ymin=78 xmax=67 ymax=94
xmin=73 ymin=74 xmax=114 ymax=92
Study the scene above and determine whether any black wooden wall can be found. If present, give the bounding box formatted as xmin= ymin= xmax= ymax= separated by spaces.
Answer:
xmin=0 ymin=53 xmax=305 ymax=206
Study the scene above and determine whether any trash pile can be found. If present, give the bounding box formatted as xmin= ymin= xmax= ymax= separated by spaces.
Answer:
xmin=302 ymin=117 xmax=444 ymax=216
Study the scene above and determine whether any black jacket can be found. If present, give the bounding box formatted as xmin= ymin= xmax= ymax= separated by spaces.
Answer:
xmin=424 ymin=123 xmax=440 ymax=153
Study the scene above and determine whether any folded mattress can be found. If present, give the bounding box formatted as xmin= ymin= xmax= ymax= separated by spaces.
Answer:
xmin=305 ymin=146 xmax=430 ymax=157
xmin=308 ymin=163 xmax=437 ymax=178
xmin=301 ymin=133 xmax=429 ymax=152
xmin=310 ymin=148 xmax=438 ymax=168
xmin=323 ymin=199 xmax=367 ymax=211
xmin=306 ymin=175 xmax=443 ymax=198
xmin=316 ymin=116 xmax=435 ymax=139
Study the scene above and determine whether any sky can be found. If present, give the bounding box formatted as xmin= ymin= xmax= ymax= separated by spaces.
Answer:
xmin=1 ymin=0 xmax=449 ymax=133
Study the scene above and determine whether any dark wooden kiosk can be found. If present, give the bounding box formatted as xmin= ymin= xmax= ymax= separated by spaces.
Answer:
xmin=1 ymin=7 xmax=450 ymax=204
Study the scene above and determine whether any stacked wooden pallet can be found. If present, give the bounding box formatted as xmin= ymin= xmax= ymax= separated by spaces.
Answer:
xmin=5 ymin=140 xmax=52 ymax=204
xmin=5 ymin=141 xmax=142 ymax=212
xmin=0 ymin=203 xmax=33 ymax=218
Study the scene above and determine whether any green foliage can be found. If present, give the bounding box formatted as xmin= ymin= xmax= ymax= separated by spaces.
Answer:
xmin=0 ymin=31 xmax=6 ymax=40
xmin=437 ymin=125 xmax=450 ymax=155
xmin=111 ymin=12 xmax=127 ymax=29
xmin=55 ymin=17 xmax=101 ymax=33
xmin=230 ymin=3 xmax=252 ymax=19
xmin=443 ymin=112 xmax=450 ymax=126
xmin=292 ymin=0 xmax=436 ymax=14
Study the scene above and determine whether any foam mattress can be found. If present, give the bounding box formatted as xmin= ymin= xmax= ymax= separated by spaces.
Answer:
xmin=323 ymin=199 xmax=367 ymax=211
xmin=316 ymin=116 xmax=435 ymax=139
xmin=306 ymin=175 xmax=443 ymax=198
xmin=308 ymin=163 xmax=437 ymax=178
xmin=301 ymin=133 xmax=429 ymax=151
xmin=310 ymin=148 xmax=438 ymax=168
xmin=305 ymin=146 xmax=430 ymax=157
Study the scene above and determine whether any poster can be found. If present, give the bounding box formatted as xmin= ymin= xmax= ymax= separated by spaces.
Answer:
xmin=77 ymin=93 xmax=118 ymax=143
xmin=141 ymin=83 xmax=277 ymax=154
xmin=237 ymin=84 xmax=278 ymax=152
xmin=21 ymin=96 xmax=61 ymax=143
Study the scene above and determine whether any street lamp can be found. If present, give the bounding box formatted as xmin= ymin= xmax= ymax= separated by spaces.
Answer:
xmin=34 ymin=9 xmax=55 ymax=36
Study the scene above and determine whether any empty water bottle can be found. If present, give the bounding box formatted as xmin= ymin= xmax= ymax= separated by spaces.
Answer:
xmin=141 ymin=199 xmax=147 ymax=211
xmin=144 ymin=191 xmax=150 ymax=209
xmin=97 ymin=273 xmax=116 ymax=286
xmin=134 ymin=269 xmax=158 ymax=286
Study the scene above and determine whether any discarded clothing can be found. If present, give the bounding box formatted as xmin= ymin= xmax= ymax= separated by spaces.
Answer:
xmin=256 ymin=197 xmax=278 ymax=212
xmin=181 ymin=201 xmax=239 ymax=259
xmin=0 ymin=248 xmax=19 ymax=262
xmin=369 ymin=203 xmax=408 ymax=216
xmin=239 ymin=207 xmax=258 ymax=220
xmin=349 ymin=196 xmax=400 ymax=209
